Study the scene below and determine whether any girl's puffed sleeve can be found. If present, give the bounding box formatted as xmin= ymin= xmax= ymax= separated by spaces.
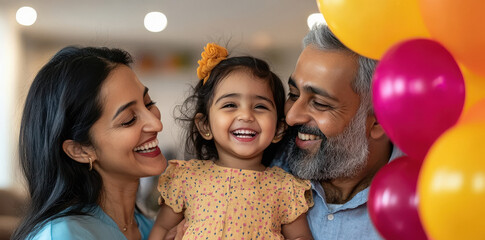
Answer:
xmin=279 ymin=174 xmax=314 ymax=224
xmin=158 ymin=160 xmax=187 ymax=213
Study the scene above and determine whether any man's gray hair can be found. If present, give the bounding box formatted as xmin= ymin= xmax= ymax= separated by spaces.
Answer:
xmin=303 ymin=25 xmax=377 ymax=113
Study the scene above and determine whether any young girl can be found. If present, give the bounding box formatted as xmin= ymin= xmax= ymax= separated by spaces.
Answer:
xmin=149 ymin=43 xmax=314 ymax=240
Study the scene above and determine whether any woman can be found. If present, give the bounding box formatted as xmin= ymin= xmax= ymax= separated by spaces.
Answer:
xmin=12 ymin=46 xmax=181 ymax=240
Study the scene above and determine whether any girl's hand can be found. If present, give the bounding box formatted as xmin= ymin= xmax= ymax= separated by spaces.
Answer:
xmin=164 ymin=219 xmax=188 ymax=240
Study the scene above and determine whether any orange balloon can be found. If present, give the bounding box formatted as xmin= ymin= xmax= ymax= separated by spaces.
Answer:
xmin=317 ymin=0 xmax=429 ymax=60
xmin=420 ymin=0 xmax=485 ymax=76
xmin=459 ymin=98 xmax=485 ymax=125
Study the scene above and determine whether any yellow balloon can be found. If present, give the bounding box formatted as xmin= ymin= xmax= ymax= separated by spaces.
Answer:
xmin=317 ymin=0 xmax=429 ymax=60
xmin=418 ymin=123 xmax=485 ymax=240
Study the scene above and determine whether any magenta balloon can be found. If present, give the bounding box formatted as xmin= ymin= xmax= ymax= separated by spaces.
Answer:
xmin=372 ymin=39 xmax=465 ymax=161
xmin=368 ymin=157 xmax=428 ymax=240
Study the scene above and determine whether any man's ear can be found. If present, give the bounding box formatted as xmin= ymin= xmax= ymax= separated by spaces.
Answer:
xmin=62 ymin=139 xmax=96 ymax=164
xmin=195 ymin=113 xmax=213 ymax=140
xmin=272 ymin=120 xmax=287 ymax=143
xmin=369 ymin=114 xmax=386 ymax=140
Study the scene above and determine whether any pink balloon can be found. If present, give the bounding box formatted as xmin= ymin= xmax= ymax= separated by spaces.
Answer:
xmin=373 ymin=39 xmax=465 ymax=161
xmin=368 ymin=157 xmax=428 ymax=240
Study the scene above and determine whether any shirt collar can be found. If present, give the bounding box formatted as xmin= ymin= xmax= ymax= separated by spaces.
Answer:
xmin=311 ymin=144 xmax=405 ymax=212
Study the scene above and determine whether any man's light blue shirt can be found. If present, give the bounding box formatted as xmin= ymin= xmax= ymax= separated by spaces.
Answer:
xmin=273 ymin=145 xmax=404 ymax=240
xmin=30 ymin=205 xmax=153 ymax=240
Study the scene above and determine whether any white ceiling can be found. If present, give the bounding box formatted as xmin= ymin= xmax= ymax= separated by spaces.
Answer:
xmin=1 ymin=0 xmax=320 ymax=50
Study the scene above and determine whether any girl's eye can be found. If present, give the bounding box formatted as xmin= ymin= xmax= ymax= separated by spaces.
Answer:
xmin=222 ymin=103 xmax=237 ymax=108
xmin=121 ymin=115 xmax=137 ymax=126
xmin=145 ymin=101 xmax=156 ymax=109
xmin=255 ymin=104 xmax=269 ymax=110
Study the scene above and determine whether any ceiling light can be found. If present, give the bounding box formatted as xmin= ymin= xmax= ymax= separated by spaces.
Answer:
xmin=307 ymin=13 xmax=326 ymax=29
xmin=144 ymin=12 xmax=167 ymax=32
xmin=16 ymin=6 xmax=37 ymax=26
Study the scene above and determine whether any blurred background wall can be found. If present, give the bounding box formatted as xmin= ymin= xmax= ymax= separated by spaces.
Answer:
xmin=0 ymin=0 xmax=322 ymax=192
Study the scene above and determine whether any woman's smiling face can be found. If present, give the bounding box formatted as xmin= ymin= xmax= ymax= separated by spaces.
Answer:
xmin=88 ymin=65 xmax=167 ymax=181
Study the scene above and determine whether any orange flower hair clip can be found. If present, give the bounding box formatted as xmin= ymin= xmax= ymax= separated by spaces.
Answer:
xmin=197 ymin=43 xmax=228 ymax=85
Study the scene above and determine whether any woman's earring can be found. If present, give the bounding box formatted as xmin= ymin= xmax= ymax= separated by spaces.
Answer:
xmin=88 ymin=157 xmax=93 ymax=171
xmin=205 ymin=132 xmax=211 ymax=137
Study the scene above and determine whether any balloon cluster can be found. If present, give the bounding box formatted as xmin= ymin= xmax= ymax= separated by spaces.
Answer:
xmin=316 ymin=0 xmax=485 ymax=239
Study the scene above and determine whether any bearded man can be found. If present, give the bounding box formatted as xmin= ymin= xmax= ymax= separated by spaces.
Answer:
xmin=277 ymin=25 xmax=404 ymax=239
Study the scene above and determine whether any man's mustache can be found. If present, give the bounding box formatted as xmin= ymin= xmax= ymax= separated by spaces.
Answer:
xmin=286 ymin=125 xmax=327 ymax=140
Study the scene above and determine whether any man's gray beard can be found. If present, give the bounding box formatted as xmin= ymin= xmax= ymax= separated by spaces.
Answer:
xmin=286 ymin=105 xmax=370 ymax=181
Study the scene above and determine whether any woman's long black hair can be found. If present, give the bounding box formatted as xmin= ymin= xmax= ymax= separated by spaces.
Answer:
xmin=12 ymin=46 xmax=133 ymax=240
xmin=176 ymin=56 xmax=286 ymax=166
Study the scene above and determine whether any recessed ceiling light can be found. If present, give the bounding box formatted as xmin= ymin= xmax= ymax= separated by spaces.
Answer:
xmin=307 ymin=13 xmax=326 ymax=29
xmin=16 ymin=6 xmax=37 ymax=26
xmin=144 ymin=12 xmax=168 ymax=32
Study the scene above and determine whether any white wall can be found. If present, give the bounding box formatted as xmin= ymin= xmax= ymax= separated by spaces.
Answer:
xmin=0 ymin=8 xmax=21 ymax=189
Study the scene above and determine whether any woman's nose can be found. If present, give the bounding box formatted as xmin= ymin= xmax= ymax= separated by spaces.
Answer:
xmin=143 ymin=107 xmax=163 ymax=132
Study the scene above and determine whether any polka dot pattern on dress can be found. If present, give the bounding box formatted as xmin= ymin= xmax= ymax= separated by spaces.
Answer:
xmin=158 ymin=159 xmax=313 ymax=240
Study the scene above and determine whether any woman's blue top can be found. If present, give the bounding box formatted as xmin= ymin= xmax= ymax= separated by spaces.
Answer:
xmin=29 ymin=205 xmax=153 ymax=240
